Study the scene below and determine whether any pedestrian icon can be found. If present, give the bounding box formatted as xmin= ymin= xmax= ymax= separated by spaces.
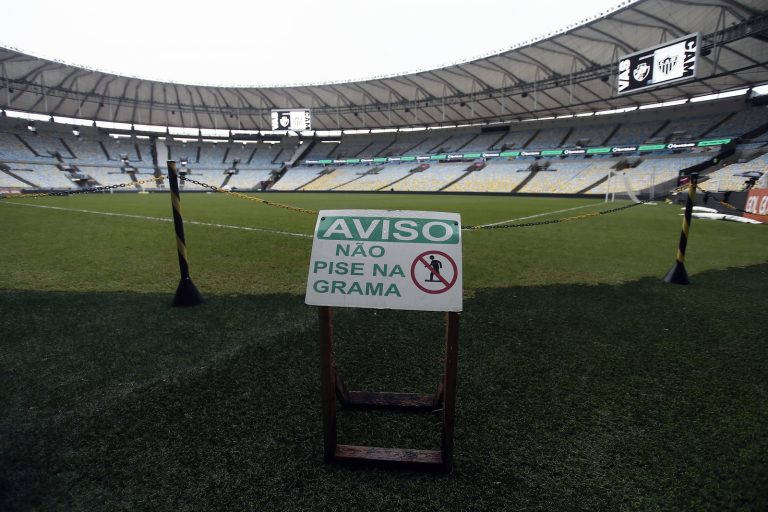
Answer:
xmin=410 ymin=250 xmax=458 ymax=295
xmin=426 ymin=255 xmax=443 ymax=282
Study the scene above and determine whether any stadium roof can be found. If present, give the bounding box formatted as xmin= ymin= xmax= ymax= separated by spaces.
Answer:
xmin=1 ymin=0 xmax=767 ymax=132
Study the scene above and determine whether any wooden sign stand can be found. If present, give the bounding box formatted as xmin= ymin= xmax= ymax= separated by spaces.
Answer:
xmin=318 ymin=306 xmax=459 ymax=472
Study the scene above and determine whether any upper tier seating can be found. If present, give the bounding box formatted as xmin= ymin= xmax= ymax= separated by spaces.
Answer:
xmin=705 ymin=106 xmax=768 ymax=139
xmin=526 ymin=127 xmax=571 ymax=149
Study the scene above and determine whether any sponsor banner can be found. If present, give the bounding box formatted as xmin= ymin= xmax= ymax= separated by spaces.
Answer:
xmin=698 ymin=138 xmax=732 ymax=147
xmin=744 ymin=189 xmax=768 ymax=222
xmin=304 ymin=136 xmax=731 ymax=166
xmin=305 ymin=210 xmax=463 ymax=312
xmin=617 ymin=33 xmax=699 ymax=95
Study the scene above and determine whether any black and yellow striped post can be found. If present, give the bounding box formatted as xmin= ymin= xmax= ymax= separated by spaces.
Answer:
xmin=664 ymin=173 xmax=698 ymax=285
xmin=167 ymin=160 xmax=204 ymax=306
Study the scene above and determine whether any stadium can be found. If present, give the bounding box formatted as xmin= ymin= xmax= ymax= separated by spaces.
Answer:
xmin=1 ymin=0 xmax=767 ymax=510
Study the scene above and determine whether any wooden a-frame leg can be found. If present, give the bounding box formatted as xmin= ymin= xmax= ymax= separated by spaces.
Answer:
xmin=319 ymin=306 xmax=336 ymax=462
xmin=441 ymin=311 xmax=460 ymax=473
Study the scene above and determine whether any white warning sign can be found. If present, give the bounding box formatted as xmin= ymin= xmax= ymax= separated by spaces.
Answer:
xmin=305 ymin=210 xmax=463 ymax=312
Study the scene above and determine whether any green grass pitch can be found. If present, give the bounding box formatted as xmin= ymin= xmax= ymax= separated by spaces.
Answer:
xmin=1 ymin=192 xmax=767 ymax=511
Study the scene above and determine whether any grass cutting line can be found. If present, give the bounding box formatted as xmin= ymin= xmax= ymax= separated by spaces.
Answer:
xmin=1 ymin=201 xmax=312 ymax=238
xmin=477 ymin=200 xmax=607 ymax=228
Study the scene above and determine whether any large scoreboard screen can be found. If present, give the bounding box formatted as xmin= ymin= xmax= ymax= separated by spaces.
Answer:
xmin=617 ymin=33 xmax=700 ymax=95
xmin=271 ymin=109 xmax=312 ymax=131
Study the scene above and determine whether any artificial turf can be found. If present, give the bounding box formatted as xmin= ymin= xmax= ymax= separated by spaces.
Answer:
xmin=1 ymin=193 xmax=766 ymax=511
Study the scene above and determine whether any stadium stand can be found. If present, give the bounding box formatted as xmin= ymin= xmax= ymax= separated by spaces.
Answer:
xmin=391 ymin=162 xmax=474 ymax=192
xmin=226 ymin=170 xmax=272 ymax=190
xmin=384 ymin=133 xmax=431 ymax=157
xmin=67 ymin=137 xmax=112 ymax=164
xmin=459 ymin=131 xmax=505 ymax=152
xmin=491 ymin=128 xmax=538 ymax=150
xmin=270 ymin=167 xmax=324 ymax=191
xmin=606 ymin=120 xmax=663 ymax=145
xmin=334 ymin=165 xmax=415 ymax=191
xmin=81 ymin=167 xmax=133 ymax=186
xmin=8 ymin=163 xmax=77 ymax=189
xmin=101 ymin=138 xmax=141 ymax=162
xmin=519 ymin=160 xmax=594 ymax=193
xmin=17 ymin=132 xmax=72 ymax=159
xmin=561 ymin=123 xmax=617 ymax=147
xmin=554 ymin=159 xmax=620 ymax=194
xmin=705 ymin=106 xmax=768 ymax=139
xmin=300 ymin=165 xmax=374 ymax=191
xmin=0 ymin=132 xmax=45 ymax=161
xmin=699 ymin=153 xmax=768 ymax=192
xmin=304 ymin=141 xmax=340 ymax=160
xmin=0 ymin=171 xmax=28 ymax=188
xmin=440 ymin=133 xmax=477 ymax=152
xmin=526 ymin=127 xmax=571 ymax=148
xmin=402 ymin=134 xmax=451 ymax=156
xmin=444 ymin=161 xmax=531 ymax=192
xmin=1 ymin=94 xmax=766 ymax=198
xmin=653 ymin=114 xmax=729 ymax=141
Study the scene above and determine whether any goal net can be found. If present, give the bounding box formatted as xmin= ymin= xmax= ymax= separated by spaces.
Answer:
xmin=604 ymin=170 xmax=642 ymax=203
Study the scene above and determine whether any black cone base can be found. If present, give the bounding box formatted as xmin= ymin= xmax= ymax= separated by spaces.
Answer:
xmin=173 ymin=277 xmax=204 ymax=307
xmin=663 ymin=261 xmax=690 ymax=285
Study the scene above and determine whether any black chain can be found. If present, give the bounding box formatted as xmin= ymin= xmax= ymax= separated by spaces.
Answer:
xmin=180 ymin=176 xmax=218 ymax=191
xmin=179 ymin=176 xmax=318 ymax=215
xmin=0 ymin=177 xmax=160 ymax=200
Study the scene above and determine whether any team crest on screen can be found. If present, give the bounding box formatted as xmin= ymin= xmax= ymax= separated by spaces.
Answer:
xmin=633 ymin=62 xmax=650 ymax=81
xmin=658 ymin=56 xmax=678 ymax=75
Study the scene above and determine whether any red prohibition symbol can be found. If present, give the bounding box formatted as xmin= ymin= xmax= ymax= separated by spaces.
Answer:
xmin=410 ymin=250 xmax=458 ymax=294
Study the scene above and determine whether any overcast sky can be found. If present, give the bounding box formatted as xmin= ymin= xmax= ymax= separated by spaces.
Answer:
xmin=1 ymin=0 xmax=629 ymax=86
